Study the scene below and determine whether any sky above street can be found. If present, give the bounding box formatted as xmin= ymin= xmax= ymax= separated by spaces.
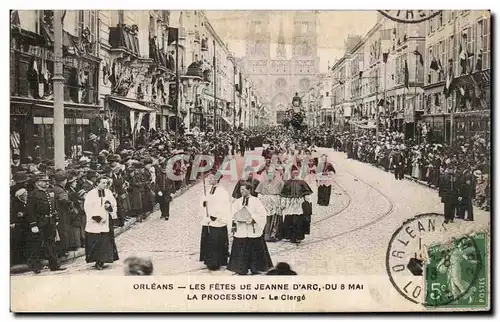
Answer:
xmin=205 ymin=10 xmax=378 ymax=73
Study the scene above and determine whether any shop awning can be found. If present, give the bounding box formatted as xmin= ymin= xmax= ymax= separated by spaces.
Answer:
xmin=111 ymin=98 xmax=153 ymax=112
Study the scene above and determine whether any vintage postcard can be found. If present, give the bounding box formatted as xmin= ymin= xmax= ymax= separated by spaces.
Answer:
xmin=9 ymin=9 xmax=491 ymax=312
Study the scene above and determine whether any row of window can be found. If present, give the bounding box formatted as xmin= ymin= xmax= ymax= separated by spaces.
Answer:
xmin=427 ymin=11 xmax=473 ymax=36
xmin=426 ymin=17 xmax=490 ymax=85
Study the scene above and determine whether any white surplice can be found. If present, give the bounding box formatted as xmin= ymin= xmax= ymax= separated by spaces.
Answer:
xmin=200 ymin=184 xmax=232 ymax=228
xmin=231 ymin=196 xmax=268 ymax=238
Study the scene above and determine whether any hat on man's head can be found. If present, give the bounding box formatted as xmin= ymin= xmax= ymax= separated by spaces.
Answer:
xmin=83 ymin=151 xmax=94 ymax=157
xmin=53 ymin=171 xmax=67 ymax=182
xmin=97 ymin=154 xmax=107 ymax=165
xmin=35 ymin=173 xmax=50 ymax=182
xmin=90 ymin=162 xmax=99 ymax=171
xmin=86 ymin=169 xmax=98 ymax=179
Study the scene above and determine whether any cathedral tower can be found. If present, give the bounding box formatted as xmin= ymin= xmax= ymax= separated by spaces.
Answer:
xmin=276 ymin=17 xmax=286 ymax=59
xmin=245 ymin=11 xmax=271 ymax=58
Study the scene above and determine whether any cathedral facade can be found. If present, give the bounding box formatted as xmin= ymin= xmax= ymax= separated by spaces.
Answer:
xmin=242 ymin=11 xmax=320 ymax=124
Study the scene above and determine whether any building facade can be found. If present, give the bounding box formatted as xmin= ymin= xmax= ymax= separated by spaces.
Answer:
xmin=422 ymin=10 xmax=490 ymax=143
xmin=326 ymin=10 xmax=491 ymax=143
xmin=242 ymin=11 xmax=320 ymax=125
xmin=10 ymin=10 xmax=261 ymax=160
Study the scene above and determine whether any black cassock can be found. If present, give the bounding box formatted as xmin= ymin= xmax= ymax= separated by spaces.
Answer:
xmin=280 ymin=179 xmax=313 ymax=243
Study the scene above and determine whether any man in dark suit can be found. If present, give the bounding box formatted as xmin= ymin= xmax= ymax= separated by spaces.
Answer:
xmin=81 ymin=170 xmax=97 ymax=192
xmin=456 ymin=167 xmax=475 ymax=221
xmin=439 ymin=165 xmax=459 ymax=224
xmin=239 ymin=136 xmax=246 ymax=155
xmin=391 ymin=146 xmax=405 ymax=180
xmin=26 ymin=174 xmax=66 ymax=274
xmin=156 ymin=161 xmax=175 ymax=220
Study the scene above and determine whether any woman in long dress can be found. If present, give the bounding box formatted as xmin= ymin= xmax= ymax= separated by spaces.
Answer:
xmin=412 ymin=151 xmax=421 ymax=179
xmin=256 ymin=165 xmax=285 ymax=242
xmin=66 ymin=176 xmax=84 ymax=250
xmin=84 ymin=176 xmax=119 ymax=270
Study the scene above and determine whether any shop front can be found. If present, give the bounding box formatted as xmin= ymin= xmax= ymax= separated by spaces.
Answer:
xmin=107 ymin=96 xmax=159 ymax=149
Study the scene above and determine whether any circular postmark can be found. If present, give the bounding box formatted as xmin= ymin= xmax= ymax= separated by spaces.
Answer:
xmin=378 ymin=10 xmax=442 ymax=24
xmin=385 ymin=213 xmax=482 ymax=306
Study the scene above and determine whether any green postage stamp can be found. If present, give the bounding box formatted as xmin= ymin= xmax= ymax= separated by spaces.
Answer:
xmin=424 ymin=232 xmax=488 ymax=308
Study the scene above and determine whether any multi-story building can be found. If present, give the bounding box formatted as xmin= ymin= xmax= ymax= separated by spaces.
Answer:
xmin=330 ymin=10 xmax=490 ymax=143
xmin=330 ymin=13 xmax=426 ymax=137
xmin=330 ymin=52 xmax=351 ymax=130
xmin=11 ymin=10 xmax=105 ymax=159
xmin=317 ymin=74 xmax=334 ymax=127
xmin=242 ymin=11 xmax=320 ymax=125
xmin=422 ymin=10 xmax=490 ymax=143
xmin=10 ymin=9 xmax=261 ymax=159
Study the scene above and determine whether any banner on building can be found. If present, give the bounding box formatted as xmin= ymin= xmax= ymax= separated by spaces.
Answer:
xmin=404 ymin=97 xmax=415 ymax=123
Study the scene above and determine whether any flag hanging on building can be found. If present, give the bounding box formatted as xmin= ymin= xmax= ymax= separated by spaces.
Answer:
xmin=443 ymin=60 xmax=455 ymax=98
xmin=476 ymin=49 xmax=483 ymax=71
xmin=404 ymin=60 xmax=409 ymax=89
xmin=413 ymin=49 xmax=424 ymax=66
xmin=458 ymin=32 xmax=472 ymax=74
xmin=167 ymin=27 xmax=179 ymax=45
xmin=430 ymin=56 xmax=439 ymax=71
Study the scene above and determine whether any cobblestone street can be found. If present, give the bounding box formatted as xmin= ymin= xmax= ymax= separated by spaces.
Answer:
xmin=15 ymin=148 xmax=490 ymax=278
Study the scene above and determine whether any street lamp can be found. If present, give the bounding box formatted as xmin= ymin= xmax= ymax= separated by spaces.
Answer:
xmin=182 ymin=60 xmax=204 ymax=132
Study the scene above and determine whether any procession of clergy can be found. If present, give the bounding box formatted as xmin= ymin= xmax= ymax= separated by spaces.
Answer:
xmin=199 ymin=147 xmax=336 ymax=275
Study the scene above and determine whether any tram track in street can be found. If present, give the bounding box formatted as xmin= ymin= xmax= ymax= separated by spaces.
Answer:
xmin=271 ymin=166 xmax=395 ymax=255
xmin=175 ymin=155 xmax=396 ymax=274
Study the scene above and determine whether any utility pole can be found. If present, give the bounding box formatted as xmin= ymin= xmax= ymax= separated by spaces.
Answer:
xmin=174 ymin=27 xmax=180 ymax=146
xmin=53 ymin=10 xmax=65 ymax=170
xmin=414 ymin=53 xmax=418 ymax=143
xmin=450 ymin=12 xmax=458 ymax=145
xmin=383 ymin=52 xmax=388 ymax=139
xmin=213 ymin=39 xmax=217 ymax=132
xmin=375 ymin=68 xmax=379 ymax=141
xmin=232 ymin=63 xmax=236 ymax=129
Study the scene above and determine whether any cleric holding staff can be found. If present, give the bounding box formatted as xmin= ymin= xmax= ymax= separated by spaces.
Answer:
xmin=84 ymin=176 xmax=119 ymax=270
xmin=227 ymin=182 xmax=273 ymax=275
xmin=199 ymin=172 xmax=231 ymax=271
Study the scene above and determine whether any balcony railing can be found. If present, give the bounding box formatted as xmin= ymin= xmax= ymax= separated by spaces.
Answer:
xmin=109 ymin=24 xmax=140 ymax=56
xmin=10 ymin=43 xmax=99 ymax=105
